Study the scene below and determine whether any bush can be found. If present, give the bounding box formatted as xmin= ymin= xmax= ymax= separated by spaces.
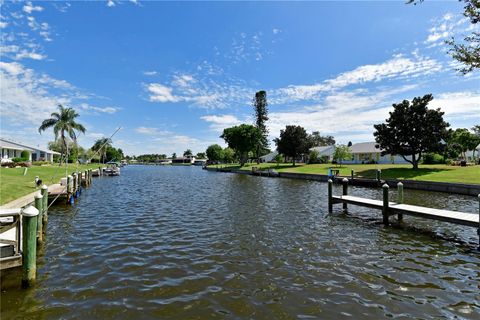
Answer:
xmin=12 ymin=157 xmax=23 ymax=163
xmin=2 ymin=161 xmax=30 ymax=167
xmin=20 ymin=150 xmax=30 ymax=160
xmin=308 ymin=150 xmax=320 ymax=164
xmin=423 ymin=153 xmax=444 ymax=164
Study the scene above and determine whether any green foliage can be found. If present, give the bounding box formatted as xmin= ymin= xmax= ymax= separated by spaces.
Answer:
xmin=450 ymin=128 xmax=480 ymax=159
xmin=196 ymin=152 xmax=206 ymax=159
xmin=221 ymin=124 xmax=261 ymax=166
xmin=206 ymin=144 xmax=224 ymax=162
xmin=172 ymin=153 xmax=177 ymax=159
xmin=20 ymin=150 xmax=30 ymax=161
xmin=274 ymin=153 xmax=283 ymax=167
xmin=308 ymin=131 xmax=335 ymax=147
xmin=91 ymin=137 xmax=112 ymax=163
xmin=135 ymin=154 xmax=167 ymax=162
xmin=274 ymin=125 xmax=312 ymax=166
xmin=333 ymin=145 xmax=352 ymax=166
xmin=423 ymin=153 xmax=445 ymax=164
xmin=222 ymin=147 xmax=235 ymax=163
xmin=373 ymin=94 xmax=450 ymax=169
xmin=183 ymin=149 xmax=193 ymax=157
xmin=38 ymin=104 xmax=86 ymax=163
xmin=308 ymin=150 xmax=320 ymax=164
xmin=253 ymin=90 xmax=269 ymax=162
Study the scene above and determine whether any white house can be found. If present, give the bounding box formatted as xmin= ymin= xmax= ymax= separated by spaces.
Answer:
xmin=259 ymin=151 xmax=279 ymax=163
xmin=343 ymin=142 xmax=410 ymax=164
xmin=310 ymin=145 xmax=335 ymax=162
xmin=0 ymin=138 xmax=60 ymax=163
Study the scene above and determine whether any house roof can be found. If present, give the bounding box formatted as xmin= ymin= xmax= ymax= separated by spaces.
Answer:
xmin=260 ymin=151 xmax=278 ymax=159
xmin=0 ymin=138 xmax=60 ymax=154
xmin=349 ymin=142 xmax=382 ymax=154
xmin=310 ymin=145 xmax=334 ymax=154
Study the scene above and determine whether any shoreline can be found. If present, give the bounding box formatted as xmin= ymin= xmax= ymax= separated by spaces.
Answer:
xmin=204 ymin=167 xmax=480 ymax=196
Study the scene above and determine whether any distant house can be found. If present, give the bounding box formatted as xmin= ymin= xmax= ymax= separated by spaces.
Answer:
xmin=343 ymin=142 xmax=409 ymax=164
xmin=259 ymin=151 xmax=278 ymax=163
xmin=310 ymin=145 xmax=335 ymax=162
xmin=172 ymin=155 xmax=195 ymax=164
xmin=0 ymin=138 xmax=60 ymax=163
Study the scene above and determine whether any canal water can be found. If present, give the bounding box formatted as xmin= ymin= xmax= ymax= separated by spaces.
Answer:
xmin=1 ymin=165 xmax=479 ymax=319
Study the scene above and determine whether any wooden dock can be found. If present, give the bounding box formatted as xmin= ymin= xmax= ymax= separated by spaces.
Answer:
xmin=328 ymin=178 xmax=480 ymax=249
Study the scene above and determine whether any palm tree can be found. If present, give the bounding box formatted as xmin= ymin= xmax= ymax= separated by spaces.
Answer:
xmin=92 ymin=137 xmax=112 ymax=163
xmin=38 ymin=105 xmax=86 ymax=164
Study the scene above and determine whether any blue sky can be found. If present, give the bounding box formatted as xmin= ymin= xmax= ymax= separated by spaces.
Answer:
xmin=1 ymin=1 xmax=479 ymax=156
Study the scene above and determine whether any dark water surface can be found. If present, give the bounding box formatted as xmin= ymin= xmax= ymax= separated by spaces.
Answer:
xmin=1 ymin=165 xmax=479 ymax=319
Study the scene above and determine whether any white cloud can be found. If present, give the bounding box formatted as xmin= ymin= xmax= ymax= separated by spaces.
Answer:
xmin=146 ymin=83 xmax=180 ymax=103
xmin=0 ymin=21 xmax=8 ymax=29
xmin=78 ymin=104 xmax=119 ymax=114
xmin=272 ymin=28 xmax=281 ymax=35
xmin=107 ymin=1 xmax=116 ymax=7
xmin=23 ymin=2 xmax=43 ymax=14
xmin=273 ymin=54 xmax=441 ymax=103
xmin=143 ymin=71 xmax=157 ymax=76
xmin=200 ymin=114 xmax=242 ymax=132
xmin=15 ymin=50 xmax=46 ymax=60
xmin=431 ymin=91 xmax=480 ymax=119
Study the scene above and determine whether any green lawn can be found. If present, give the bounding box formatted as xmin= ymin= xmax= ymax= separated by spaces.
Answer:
xmin=208 ymin=163 xmax=480 ymax=185
xmin=0 ymin=164 xmax=102 ymax=205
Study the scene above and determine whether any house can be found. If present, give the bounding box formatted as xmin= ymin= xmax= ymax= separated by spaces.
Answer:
xmin=0 ymin=138 xmax=60 ymax=163
xmin=343 ymin=142 xmax=409 ymax=164
xmin=310 ymin=145 xmax=335 ymax=162
xmin=259 ymin=151 xmax=278 ymax=163
xmin=172 ymin=155 xmax=195 ymax=164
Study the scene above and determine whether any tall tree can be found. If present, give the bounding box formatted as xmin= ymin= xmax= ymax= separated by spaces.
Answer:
xmin=39 ymin=104 xmax=86 ymax=164
xmin=451 ymin=128 xmax=480 ymax=159
xmin=408 ymin=0 xmax=479 ymax=74
xmin=333 ymin=145 xmax=352 ymax=166
xmin=373 ymin=94 xmax=450 ymax=169
xmin=221 ymin=124 xmax=261 ymax=166
xmin=308 ymin=131 xmax=336 ymax=146
xmin=206 ymin=144 xmax=224 ymax=162
xmin=91 ymin=138 xmax=112 ymax=163
xmin=253 ymin=90 xmax=269 ymax=163
xmin=183 ymin=149 xmax=193 ymax=157
xmin=472 ymin=124 xmax=480 ymax=136
xmin=274 ymin=125 xmax=312 ymax=166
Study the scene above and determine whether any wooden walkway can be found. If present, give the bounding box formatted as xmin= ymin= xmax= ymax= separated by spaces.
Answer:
xmin=332 ymin=195 xmax=478 ymax=228
xmin=0 ymin=184 xmax=66 ymax=209
xmin=328 ymin=179 xmax=480 ymax=249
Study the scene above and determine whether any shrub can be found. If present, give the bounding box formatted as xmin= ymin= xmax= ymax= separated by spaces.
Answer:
xmin=20 ymin=150 xmax=30 ymax=161
xmin=423 ymin=153 xmax=444 ymax=164
xmin=308 ymin=150 xmax=320 ymax=164
xmin=12 ymin=157 xmax=23 ymax=163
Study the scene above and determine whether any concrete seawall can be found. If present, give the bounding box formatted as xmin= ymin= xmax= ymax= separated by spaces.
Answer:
xmin=204 ymin=167 xmax=480 ymax=196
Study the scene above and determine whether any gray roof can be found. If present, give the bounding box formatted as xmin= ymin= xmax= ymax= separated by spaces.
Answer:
xmin=0 ymin=138 xmax=60 ymax=154
xmin=349 ymin=142 xmax=382 ymax=154
xmin=310 ymin=145 xmax=334 ymax=154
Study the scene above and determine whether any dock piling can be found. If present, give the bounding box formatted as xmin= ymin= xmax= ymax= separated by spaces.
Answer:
xmin=67 ymin=175 xmax=74 ymax=205
xmin=478 ymin=194 xmax=480 ymax=251
xmin=397 ymin=182 xmax=404 ymax=221
xmin=34 ymin=193 xmax=44 ymax=244
xmin=22 ymin=206 xmax=39 ymax=288
xmin=382 ymin=184 xmax=390 ymax=226
xmin=41 ymin=184 xmax=48 ymax=223
xmin=328 ymin=179 xmax=333 ymax=213
xmin=351 ymin=169 xmax=354 ymax=181
xmin=342 ymin=178 xmax=348 ymax=213
xmin=376 ymin=169 xmax=382 ymax=182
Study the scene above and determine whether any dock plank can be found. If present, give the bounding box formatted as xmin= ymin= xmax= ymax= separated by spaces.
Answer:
xmin=332 ymin=195 xmax=478 ymax=228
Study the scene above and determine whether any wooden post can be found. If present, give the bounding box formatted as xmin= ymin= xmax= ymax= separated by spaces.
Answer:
xmin=342 ymin=178 xmax=348 ymax=213
xmin=477 ymin=194 xmax=480 ymax=251
xmin=351 ymin=169 xmax=354 ymax=181
xmin=382 ymin=183 xmax=389 ymax=226
xmin=328 ymin=179 xmax=333 ymax=213
xmin=67 ymin=175 xmax=74 ymax=205
xmin=41 ymin=184 xmax=48 ymax=224
xmin=90 ymin=169 xmax=93 ymax=184
xmin=34 ymin=193 xmax=43 ymax=244
xmin=397 ymin=182 xmax=404 ymax=221
xmin=22 ymin=206 xmax=39 ymax=288
xmin=72 ymin=173 xmax=77 ymax=198
xmin=376 ymin=169 xmax=381 ymax=181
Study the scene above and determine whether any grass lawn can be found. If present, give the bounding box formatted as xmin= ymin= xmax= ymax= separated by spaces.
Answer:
xmin=208 ymin=163 xmax=480 ymax=185
xmin=0 ymin=164 xmax=102 ymax=205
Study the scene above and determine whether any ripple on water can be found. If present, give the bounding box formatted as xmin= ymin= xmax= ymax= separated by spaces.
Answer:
xmin=1 ymin=165 xmax=479 ymax=319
